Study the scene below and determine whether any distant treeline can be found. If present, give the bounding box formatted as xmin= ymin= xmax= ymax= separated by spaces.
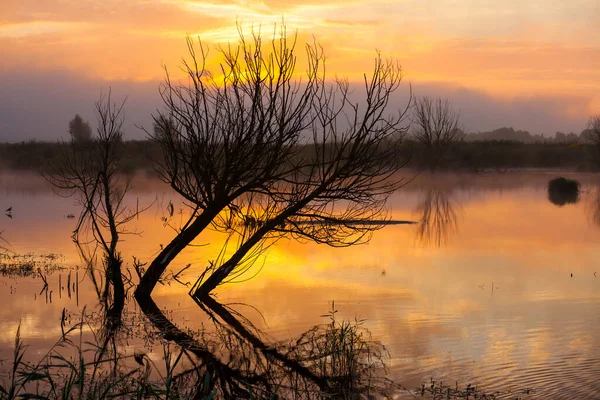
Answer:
xmin=403 ymin=139 xmax=594 ymax=171
xmin=462 ymin=126 xmax=591 ymax=144
xmin=0 ymin=140 xmax=161 ymax=173
xmin=0 ymin=138 xmax=597 ymax=173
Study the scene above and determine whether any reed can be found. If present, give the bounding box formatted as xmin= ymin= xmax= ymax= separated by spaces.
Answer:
xmin=0 ymin=312 xmax=208 ymax=399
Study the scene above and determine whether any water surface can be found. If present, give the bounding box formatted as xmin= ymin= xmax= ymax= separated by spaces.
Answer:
xmin=0 ymin=171 xmax=598 ymax=398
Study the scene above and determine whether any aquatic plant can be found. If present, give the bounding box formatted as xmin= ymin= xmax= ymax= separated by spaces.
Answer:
xmin=0 ymin=253 xmax=66 ymax=278
xmin=1 ymin=295 xmax=403 ymax=399
xmin=0 ymin=313 xmax=205 ymax=399
xmin=292 ymin=301 xmax=392 ymax=398
xmin=415 ymin=377 xmax=534 ymax=400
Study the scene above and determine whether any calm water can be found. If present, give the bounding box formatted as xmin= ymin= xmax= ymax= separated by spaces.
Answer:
xmin=0 ymin=171 xmax=599 ymax=398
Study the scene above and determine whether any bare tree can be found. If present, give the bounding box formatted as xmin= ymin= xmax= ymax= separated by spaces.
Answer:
xmin=60 ymin=96 xmax=149 ymax=378
xmin=44 ymin=90 xmax=137 ymax=308
xmin=411 ymin=97 xmax=461 ymax=170
xmin=584 ymin=115 xmax=600 ymax=141
xmin=582 ymin=115 xmax=600 ymax=166
xmin=68 ymin=114 xmax=93 ymax=143
xmin=135 ymin=25 xmax=412 ymax=298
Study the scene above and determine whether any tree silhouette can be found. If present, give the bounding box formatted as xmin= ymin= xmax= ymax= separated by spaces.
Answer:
xmin=45 ymin=90 xmax=141 ymax=310
xmin=411 ymin=97 xmax=461 ymax=170
xmin=582 ymin=115 xmax=600 ymax=166
xmin=135 ymin=25 xmax=412 ymax=298
xmin=68 ymin=114 xmax=92 ymax=143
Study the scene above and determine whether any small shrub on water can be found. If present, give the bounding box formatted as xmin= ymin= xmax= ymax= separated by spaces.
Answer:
xmin=547 ymin=177 xmax=580 ymax=206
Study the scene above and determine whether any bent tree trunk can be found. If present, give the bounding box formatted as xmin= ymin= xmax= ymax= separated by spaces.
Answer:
xmin=107 ymin=255 xmax=125 ymax=316
xmin=193 ymin=230 xmax=270 ymax=297
xmin=193 ymin=197 xmax=313 ymax=297
xmin=198 ymin=295 xmax=330 ymax=391
xmin=135 ymin=207 xmax=220 ymax=298
xmin=135 ymin=294 xmax=268 ymax=394
xmin=143 ymin=28 xmax=410 ymax=299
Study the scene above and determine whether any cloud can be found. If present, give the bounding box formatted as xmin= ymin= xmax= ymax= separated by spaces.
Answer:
xmin=0 ymin=21 xmax=85 ymax=38
xmin=1 ymin=0 xmax=224 ymax=33
xmin=0 ymin=68 xmax=593 ymax=143
xmin=405 ymin=81 xmax=592 ymax=134
xmin=1 ymin=0 xmax=598 ymax=95
xmin=0 ymin=0 xmax=598 ymax=140
xmin=0 ymin=70 xmax=160 ymax=142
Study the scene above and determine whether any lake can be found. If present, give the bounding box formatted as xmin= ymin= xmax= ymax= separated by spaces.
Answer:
xmin=0 ymin=170 xmax=598 ymax=399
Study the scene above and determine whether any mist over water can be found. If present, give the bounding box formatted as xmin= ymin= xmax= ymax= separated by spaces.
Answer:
xmin=0 ymin=171 xmax=598 ymax=399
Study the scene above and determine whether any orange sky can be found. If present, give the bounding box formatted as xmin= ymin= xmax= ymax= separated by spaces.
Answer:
xmin=1 ymin=0 xmax=599 ymax=139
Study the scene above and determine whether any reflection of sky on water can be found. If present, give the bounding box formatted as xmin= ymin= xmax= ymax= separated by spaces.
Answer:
xmin=0 ymin=171 xmax=598 ymax=398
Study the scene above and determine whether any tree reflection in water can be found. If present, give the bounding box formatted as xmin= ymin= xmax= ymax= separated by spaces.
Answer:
xmin=135 ymin=293 xmax=395 ymax=399
xmin=414 ymin=188 xmax=460 ymax=247
xmin=585 ymin=185 xmax=600 ymax=228
xmin=5 ymin=285 xmax=394 ymax=398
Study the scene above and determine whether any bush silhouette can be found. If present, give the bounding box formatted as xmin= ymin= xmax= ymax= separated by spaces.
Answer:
xmin=548 ymin=177 xmax=580 ymax=206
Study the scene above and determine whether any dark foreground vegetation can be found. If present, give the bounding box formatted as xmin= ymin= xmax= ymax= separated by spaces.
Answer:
xmin=1 ymin=139 xmax=598 ymax=173
xmin=0 ymin=297 xmax=533 ymax=400
xmin=0 ymin=300 xmax=396 ymax=399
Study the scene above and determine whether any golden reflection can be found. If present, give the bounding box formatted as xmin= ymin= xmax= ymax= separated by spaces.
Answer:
xmin=525 ymin=330 xmax=551 ymax=365
xmin=1 ymin=172 xmax=599 ymax=398
xmin=567 ymin=333 xmax=593 ymax=351
xmin=483 ymin=328 xmax=517 ymax=367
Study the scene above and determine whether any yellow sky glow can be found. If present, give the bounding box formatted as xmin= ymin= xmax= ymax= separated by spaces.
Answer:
xmin=1 ymin=0 xmax=599 ymax=134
